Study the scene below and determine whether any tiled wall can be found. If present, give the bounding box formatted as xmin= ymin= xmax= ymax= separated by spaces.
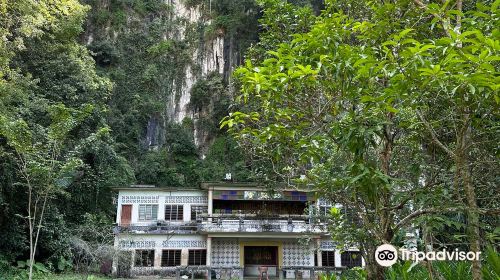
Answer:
xmin=212 ymin=239 xmax=240 ymax=266
xmin=282 ymin=240 xmax=314 ymax=266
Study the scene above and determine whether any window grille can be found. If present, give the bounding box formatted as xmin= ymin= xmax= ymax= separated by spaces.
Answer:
xmin=161 ymin=250 xmax=181 ymax=267
xmin=188 ymin=249 xmax=207 ymax=265
xmin=135 ymin=250 xmax=155 ymax=267
xmin=321 ymin=251 xmax=335 ymax=267
xmin=165 ymin=205 xmax=184 ymax=221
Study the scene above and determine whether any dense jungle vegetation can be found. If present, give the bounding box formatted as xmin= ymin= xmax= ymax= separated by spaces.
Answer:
xmin=0 ymin=0 xmax=498 ymax=279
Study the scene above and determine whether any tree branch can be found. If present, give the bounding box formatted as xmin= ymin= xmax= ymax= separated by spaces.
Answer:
xmin=394 ymin=207 xmax=462 ymax=233
xmin=412 ymin=0 xmax=452 ymax=38
xmin=394 ymin=207 xmax=500 ymax=233
xmin=417 ymin=110 xmax=456 ymax=158
xmin=382 ymin=180 xmax=443 ymax=212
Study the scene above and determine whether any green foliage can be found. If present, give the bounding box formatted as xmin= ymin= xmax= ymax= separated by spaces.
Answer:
xmin=198 ymin=136 xmax=252 ymax=181
xmin=317 ymin=248 xmax=500 ymax=280
xmin=56 ymin=257 xmax=73 ymax=272
xmin=203 ymin=0 xmax=260 ymax=59
xmin=482 ymin=246 xmax=500 ymax=280
xmin=224 ymin=0 xmax=499 ymax=277
xmin=17 ymin=261 xmax=50 ymax=273
xmin=0 ymin=0 xmax=134 ymax=274
xmin=134 ymin=122 xmax=199 ymax=187
xmin=246 ymin=0 xmax=317 ymax=62
xmin=385 ymin=248 xmax=500 ymax=280
xmin=135 ymin=149 xmax=185 ymax=187
xmin=190 ymin=72 xmax=225 ymax=111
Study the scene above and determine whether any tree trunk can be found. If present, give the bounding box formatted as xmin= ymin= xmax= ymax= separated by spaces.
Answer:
xmin=28 ymin=186 xmax=34 ymax=280
xmin=364 ymin=243 xmax=385 ymax=280
xmin=457 ymin=113 xmax=481 ymax=280
xmin=423 ymin=224 xmax=435 ymax=280
xmin=29 ymin=253 xmax=33 ymax=280
xmin=461 ymin=158 xmax=482 ymax=279
xmin=365 ymin=263 xmax=385 ymax=280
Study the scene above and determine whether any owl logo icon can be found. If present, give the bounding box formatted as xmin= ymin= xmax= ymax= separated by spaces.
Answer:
xmin=375 ymin=244 xmax=398 ymax=267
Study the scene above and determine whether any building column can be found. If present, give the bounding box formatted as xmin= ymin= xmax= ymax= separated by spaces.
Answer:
xmin=158 ymin=195 xmax=165 ymax=221
xmin=334 ymin=250 xmax=342 ymax=268
xmin=208 ymin=189 xmax=213 ymax=222
xmin=155 ymin=248 xmax=162 ymax=268
xmin=206 ymin=236 xmax=212 ymax=266
xmin=208 ymin=190 xmax=213 ymax=214
xmin=316 ymin=239 xmax=322 ymax=267
xmin=181 ymin=249 xmax=189 ymax=266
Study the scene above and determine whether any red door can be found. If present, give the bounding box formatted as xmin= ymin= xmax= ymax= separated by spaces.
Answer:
xmin=121 ymin=205 xmax=132 ymax=226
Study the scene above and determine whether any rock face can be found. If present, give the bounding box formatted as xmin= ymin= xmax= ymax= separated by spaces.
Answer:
xmin=143 ymin=0 xmax=228 ymax=152
xmin=83 ymin=0 xmax=256 ymax=153
xmin=166 ymin=0 xmax=225 ymax=125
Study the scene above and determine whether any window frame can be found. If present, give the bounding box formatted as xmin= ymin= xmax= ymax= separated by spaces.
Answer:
xmin=134 ymin=249 xmax=155 ymax=267
xmin=190 ymin=205 xmax=208 ymax=221
xmin=161 ymin=249 xmax=182 ymax=267
xmin=138 ymin=204 xmax=158 ymax=221
xmin=164 ymin=204 xmax=184 ymax=221
xmin=188 ymin=249 xmax=207 ymax=266
xmin=321 ymin=251 xmax=336 ymax=267
xmin=341 ymin=251 xmax=362 ymax=268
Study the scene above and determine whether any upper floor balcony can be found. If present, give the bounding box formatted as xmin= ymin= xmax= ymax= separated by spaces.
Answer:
xmin=198 ymin=214 xmax=327 ymax=234
xmin=114 ymin=221 xmax=198 ymax=235
xmin=113 ymin=214 xmax=329 ymax=235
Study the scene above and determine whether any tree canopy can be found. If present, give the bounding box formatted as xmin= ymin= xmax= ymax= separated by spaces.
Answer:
xmin=223 ymin=0 xmax=499 ymax=279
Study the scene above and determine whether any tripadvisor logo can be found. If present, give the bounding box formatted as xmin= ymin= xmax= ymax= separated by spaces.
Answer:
xmin=375 ymin=244 xmax=398 ymax=267
xmin=375 ymin=244 xmax=481 ymax=267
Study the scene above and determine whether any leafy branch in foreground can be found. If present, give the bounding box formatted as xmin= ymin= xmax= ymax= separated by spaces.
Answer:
xmin=223 ymin=0 xmax=499 ymax=279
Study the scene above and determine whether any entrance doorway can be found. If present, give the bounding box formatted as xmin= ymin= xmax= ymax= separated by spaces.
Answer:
xmin=120 ymin=205 xmax=132 ymax=226
xmin=243 ymin=246 xmax=278 ymax=277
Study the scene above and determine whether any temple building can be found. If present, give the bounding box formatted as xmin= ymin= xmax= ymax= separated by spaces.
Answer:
xmin=112 ymin=182 xmax=363 ymax=278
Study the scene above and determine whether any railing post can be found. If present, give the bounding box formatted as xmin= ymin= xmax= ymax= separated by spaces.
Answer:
xmin=175 ymin=267 xmax=180 ymax=280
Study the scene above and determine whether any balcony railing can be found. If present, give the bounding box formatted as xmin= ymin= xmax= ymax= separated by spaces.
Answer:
xmin=198 ymin=214 xmax=327 ymax=234
xmin=113 ymin=215 xmax=328 ymax=234
xmin=114 ymin=221 xmax=198 ymax=234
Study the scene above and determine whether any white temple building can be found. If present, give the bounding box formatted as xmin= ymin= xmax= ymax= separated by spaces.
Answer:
xmin=112 ymin=182 xmax=363 ymax=278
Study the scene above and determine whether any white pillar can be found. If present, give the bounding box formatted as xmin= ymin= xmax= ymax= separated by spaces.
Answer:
xmin=155 ymin=248 xmax=162 ymax=268
xmin=334 ymin=250 xmax=342 ymax=268
xmin=316 ymin=239 xmax=322 ymax=267
xmin=208 ymin=190 xmax=213 ymax=214
xmin=206 ymin=237 xmax=212 ymax=266
xmin=183 ymin=204 xmax=189 ymax=222
xmin=158 ymin=195 xmax=165 ymax=221
xmin=208 ymin=189 xmax=213 ymax=222
xmin=181 ymin=248 xmax=189 ymax=266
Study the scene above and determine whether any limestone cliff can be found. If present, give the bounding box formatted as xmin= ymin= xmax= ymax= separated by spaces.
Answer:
xmin=82 ymin=0 xmax=257 ymax=155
